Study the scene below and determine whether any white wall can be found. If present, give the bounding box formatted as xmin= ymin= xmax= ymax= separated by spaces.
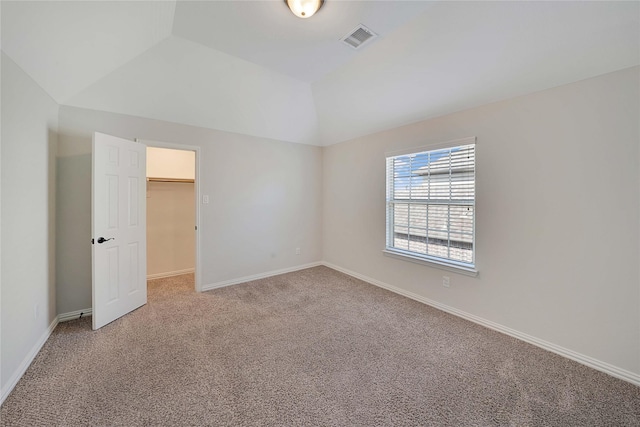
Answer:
xmin=323 ymin=67 xmax=640 ymax=376
xmin=1 ymin=53 xmax=58 ymax=396
xmin=147 ymin=147 xmax=195 ymax=180
xmin=56 ymin=106 xmax=322 ymax=313
xmin=147 ymin=181 xmax=195 ymax=277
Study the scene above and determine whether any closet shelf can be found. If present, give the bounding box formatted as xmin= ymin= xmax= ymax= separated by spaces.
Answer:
xmin=147 ymin=177 xmax=195 ymax=183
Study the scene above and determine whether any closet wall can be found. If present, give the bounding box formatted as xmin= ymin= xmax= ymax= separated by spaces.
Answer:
xmin=147 ymin=147 xmax=196 ymax=278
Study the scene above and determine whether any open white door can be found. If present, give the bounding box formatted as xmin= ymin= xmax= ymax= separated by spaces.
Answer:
xmin=92 ymin=132 xmax=147 ymax=330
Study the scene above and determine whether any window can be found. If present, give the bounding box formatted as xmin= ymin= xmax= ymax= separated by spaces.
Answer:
xmin=385 ymin=138 xmax=476 ymax=274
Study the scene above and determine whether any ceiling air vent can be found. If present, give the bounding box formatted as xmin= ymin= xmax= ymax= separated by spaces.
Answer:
xmin=341 ymin=24 xmax=377 ymax=50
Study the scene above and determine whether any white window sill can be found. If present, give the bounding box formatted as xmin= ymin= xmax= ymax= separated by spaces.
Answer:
xmin=383 ymin=249 xmax=479 ymax=277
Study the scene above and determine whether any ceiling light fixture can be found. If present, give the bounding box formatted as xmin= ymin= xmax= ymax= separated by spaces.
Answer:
xmin=285 ymin=0 xmax=324 ymax=19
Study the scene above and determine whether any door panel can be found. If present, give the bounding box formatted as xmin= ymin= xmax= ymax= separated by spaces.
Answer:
xmin=92 ymin=132 xmax=147 ymax=330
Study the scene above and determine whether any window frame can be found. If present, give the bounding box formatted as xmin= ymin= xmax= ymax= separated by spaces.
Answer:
xmin=384 ymin=137 xmax=478 ymax=276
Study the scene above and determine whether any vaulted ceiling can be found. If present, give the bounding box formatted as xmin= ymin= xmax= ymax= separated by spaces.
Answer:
xmin=2 ymin=1 xmax=639 ymax=146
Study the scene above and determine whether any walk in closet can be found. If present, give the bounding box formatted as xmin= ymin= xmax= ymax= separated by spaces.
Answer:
xmin=146 ymin=147 xmax=196 ymax=279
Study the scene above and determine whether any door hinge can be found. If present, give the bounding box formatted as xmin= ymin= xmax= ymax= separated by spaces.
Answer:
xmin=91 ymin=238 xmax=95 ymax=244
xmin=195 ymin=226 xmax=198 ymax=231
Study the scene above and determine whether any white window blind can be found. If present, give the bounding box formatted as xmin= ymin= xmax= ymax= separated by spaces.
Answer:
xmin=386 ymin=141 xmax=476 ymax=270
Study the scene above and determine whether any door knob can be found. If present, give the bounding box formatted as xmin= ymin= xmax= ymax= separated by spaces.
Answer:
xmin=97 ymin=237 xmax=114 ymax=244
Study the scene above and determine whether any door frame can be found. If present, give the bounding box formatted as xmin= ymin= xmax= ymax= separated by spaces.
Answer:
xmin=137 ymin=139 xmax=202 ymax=293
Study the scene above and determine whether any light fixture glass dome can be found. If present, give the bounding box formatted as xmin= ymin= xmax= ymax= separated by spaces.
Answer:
xmin=285 ymin=0 xmax=324 ymax=19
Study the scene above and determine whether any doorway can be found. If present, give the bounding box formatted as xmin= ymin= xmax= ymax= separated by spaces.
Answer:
xmin=138 ymin=139 xmax=201 ymax=292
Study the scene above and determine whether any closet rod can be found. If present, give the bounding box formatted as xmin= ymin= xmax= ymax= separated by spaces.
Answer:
xmin=147 ymin=177 xmax=195 ymax=183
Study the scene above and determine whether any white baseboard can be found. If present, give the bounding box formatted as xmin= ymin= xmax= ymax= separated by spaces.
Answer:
xmin=0 ymin=316 xmax=59 ymax=405
xmin=202 ymin=262 xmax=323 ymax=292
xmin=322 ymin=261 xmax=640 ymax=387
xmin=58 ymin=308 xmax=92 ymax=322
xmin=147 ymin=268 xmax=195 ymax=280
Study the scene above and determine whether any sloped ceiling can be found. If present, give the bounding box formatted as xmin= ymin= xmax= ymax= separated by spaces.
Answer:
xmin=2 ymin=1 xmax=639 ymax=146
xmin=65 ymin=36 xmax=319 ymax=145
xmin=313 ymin=1 xmax=640 ymax=144
xmin=1 ymin=1 xmax=176 ymax=103
xmin=171 ymin=0 xmax=432 ymax=83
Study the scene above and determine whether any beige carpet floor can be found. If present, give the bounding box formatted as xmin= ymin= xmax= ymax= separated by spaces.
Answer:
xmin=1 ymin=266 xmax=639 ymax=426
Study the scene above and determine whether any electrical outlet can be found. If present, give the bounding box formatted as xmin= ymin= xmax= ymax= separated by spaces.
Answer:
xmin=295 ymin=247 xmax=301 ymax=255
xmin=34 ymin=303 xmax=40 ymax=319
xmin=202 ymin=195 xmax=210 ymax=204
xmin=442 ymin=276 xmax=450 ymax=288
